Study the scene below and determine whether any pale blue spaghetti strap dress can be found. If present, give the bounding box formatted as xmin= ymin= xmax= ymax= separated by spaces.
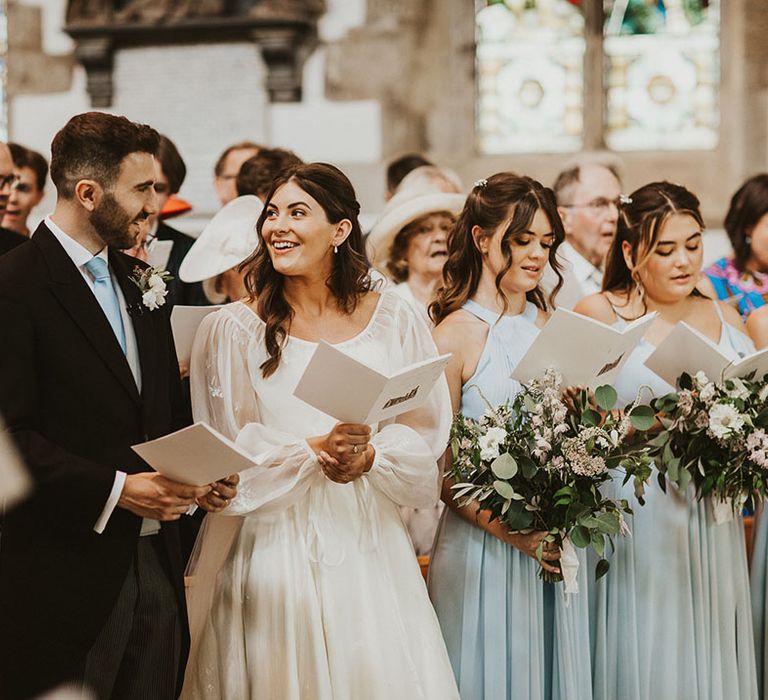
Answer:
xmin=590 ymin=302 xmax=757 ymax=700
xmin=428 ymin=299 xmax=592 ymax=700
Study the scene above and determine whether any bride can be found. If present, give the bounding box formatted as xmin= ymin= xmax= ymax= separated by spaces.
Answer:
xmin=183 ymin=162 xmax=459 ymax=699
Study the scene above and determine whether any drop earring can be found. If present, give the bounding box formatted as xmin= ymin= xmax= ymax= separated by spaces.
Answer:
xmin=334 ymin=245 xmax=338 ymax=254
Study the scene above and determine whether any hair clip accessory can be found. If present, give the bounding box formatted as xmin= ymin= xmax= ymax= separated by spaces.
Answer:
xmin=619 ymin=193 xmax=633 ymax=205
xmin=474 ymin=178 xmax=488 ymax=189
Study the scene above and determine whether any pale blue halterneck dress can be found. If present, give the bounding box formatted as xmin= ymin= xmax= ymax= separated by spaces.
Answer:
xmin=428 ymin=299 xmax=593 ymax=700
xmin=590 ymin=302 xmax=758 ymax=700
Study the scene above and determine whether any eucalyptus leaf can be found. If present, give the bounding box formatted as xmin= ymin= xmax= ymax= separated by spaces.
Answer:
xmin=595 ymin=385 xmax=618 ymax=411
xmin=629 ymin=404 xmax=655 ymax=431
xmin=505 ymin=500 xmax=535 ymax=530
xmin=583 ymin=409 xmax=601 ymax=427
xmin=595 ymin=558 xmax=610 ymax=580
xmin=570 ymin=525 xmax=590 ymax=548
xmin=491 ymin=453 xmax=518 ymax=479
xmin=519 ymin=456 xmax=538 ymax=479
xmin=493 ymin=480 xmax=515 ymax=499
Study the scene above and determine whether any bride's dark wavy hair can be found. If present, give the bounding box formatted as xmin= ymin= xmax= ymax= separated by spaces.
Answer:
xmin=241 ymin=162 xmax=371 ymax=378
xmin=430 ymin=172 xmax=564 ymax=325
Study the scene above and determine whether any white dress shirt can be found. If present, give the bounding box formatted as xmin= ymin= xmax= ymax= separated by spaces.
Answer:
xmin=541 ymin=240 xmax=603 ymax=310
xmin=44 ymin=217 xmax=156 ymax=535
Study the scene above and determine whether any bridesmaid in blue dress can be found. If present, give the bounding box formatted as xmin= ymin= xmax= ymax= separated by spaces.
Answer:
xmin=428 ymin=173 xmax=592 ymax=700
xmin=575 ymin=181 xmax=758 ymax=700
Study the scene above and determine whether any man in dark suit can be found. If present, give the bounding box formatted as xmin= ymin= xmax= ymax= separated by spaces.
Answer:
xmin=0 ymin=112 xmax=237 ymax=699
xmin=0 ymin=142 xmax=28 ymax=255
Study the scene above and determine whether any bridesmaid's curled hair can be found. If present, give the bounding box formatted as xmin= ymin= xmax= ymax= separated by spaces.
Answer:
xmin=602 ymin=181 xmax=704 ymax=297
xmin=430 ymin=172 xmax=564 ymax=325
xmin=241 ymin=162 xmax=371 ymax=377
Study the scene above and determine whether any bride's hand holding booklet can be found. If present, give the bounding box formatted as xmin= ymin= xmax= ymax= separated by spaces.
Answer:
xmin=293 ymin=341 xmax=451 ymax=424
xmin=511 ymin=308 xmax=657 ymax=389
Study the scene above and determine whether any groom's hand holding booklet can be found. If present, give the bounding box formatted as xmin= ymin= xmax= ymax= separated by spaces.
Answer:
xmin=293 ymin=341 xmax=451 ymax=424
xmin=131 ymin=423 xmax=255 ymax=486
xmin=511 ymin=308 xmax=657 ymax=388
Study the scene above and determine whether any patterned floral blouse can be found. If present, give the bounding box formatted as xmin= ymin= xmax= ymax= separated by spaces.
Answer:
xmin=705 ymin=256 xmax=768 ymax=319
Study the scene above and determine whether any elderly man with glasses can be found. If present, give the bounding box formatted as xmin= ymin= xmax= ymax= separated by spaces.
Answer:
xmin=0 ymin=143 xmax=26 ymax=256
xmin=542 ymin=159 xmax=623 ymax=310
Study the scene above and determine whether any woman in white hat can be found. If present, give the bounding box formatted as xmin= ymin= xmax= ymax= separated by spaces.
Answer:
xmin=367 ymin=187 xmax=465 ymax=557
xmin=367 ymin=188 xmax=466 ymax=327
xmin=179 ymin=194 xmax=264 ymax=304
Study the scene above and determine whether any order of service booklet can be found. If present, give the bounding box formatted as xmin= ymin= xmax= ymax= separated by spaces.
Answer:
xmin=131 ymin=422 xmax=255 ymax=486
xmin=147 ymin=239 xmax=174 ymax=271
xmin=511 ymin=308 xmax=657 ymax=389
xmin=644 ymin=321 xmax=768 ymax=386
xmin=293 ymin=341 xmax=452 ymax=424
xmin=170 ymin=305 xmax=223 ymax=364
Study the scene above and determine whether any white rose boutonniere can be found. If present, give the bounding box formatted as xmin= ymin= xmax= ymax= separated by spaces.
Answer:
xmin=129 ymin=265 xmax=173 ymax=311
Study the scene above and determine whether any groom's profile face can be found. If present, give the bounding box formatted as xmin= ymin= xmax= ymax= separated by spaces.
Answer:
xmin=90 ymin=152 xmax=158 ymax=250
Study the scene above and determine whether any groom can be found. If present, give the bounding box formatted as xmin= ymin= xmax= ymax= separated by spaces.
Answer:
xmin=0 ymin=112 xmax=235 ymax=699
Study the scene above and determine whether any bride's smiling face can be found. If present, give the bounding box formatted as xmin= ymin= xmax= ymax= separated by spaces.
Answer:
xmin=261 ymin=180 xmax=349 ymax=277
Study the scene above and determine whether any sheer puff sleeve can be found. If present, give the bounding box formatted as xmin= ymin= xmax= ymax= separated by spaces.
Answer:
xmin=189 ymin=304 xmax=320 ymax=516
xmin=364 ymin=294 xmax=452 ymax=509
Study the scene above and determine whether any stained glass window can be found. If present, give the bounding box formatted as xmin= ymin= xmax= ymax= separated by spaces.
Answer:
xmin=475 ymin=1 xmax=721 ymax=154
xmin=603 ymin=0 xmax=720 ymax=151
xmin=0 ymin=0 xmax=6 ymax=142
xmin=475 ymin=0 xmax=586 ymax=154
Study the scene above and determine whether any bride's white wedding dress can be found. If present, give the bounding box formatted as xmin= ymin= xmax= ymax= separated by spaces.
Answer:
xmin=183 ymin=291 xmax=459 ymax=699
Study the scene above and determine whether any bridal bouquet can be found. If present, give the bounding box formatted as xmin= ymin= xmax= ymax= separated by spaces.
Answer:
xmin=448 ymin=369 xmax=654 ymax=584
xmin=649 ymin=370 xmax=768 ymax=517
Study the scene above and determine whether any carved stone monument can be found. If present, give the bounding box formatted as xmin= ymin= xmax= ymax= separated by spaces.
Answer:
xmin=65 ymin=0 xmax=325 ymax=106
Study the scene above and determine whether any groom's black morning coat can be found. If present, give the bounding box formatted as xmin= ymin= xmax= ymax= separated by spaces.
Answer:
xmin=0 ymin=223 xmax=190 ymax=698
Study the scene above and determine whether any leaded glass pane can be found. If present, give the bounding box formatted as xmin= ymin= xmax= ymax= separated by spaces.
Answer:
xmin=476 ymin=0 xmax=585 ymax=154
xmin=603 ymin=0 xmax=720 ymax=151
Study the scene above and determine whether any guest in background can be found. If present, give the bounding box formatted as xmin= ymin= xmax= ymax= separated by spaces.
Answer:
xmin=3 ymin=143 xmax=47 ymax=237
xmin=179 ymin=195 xmax=263 ymax=305
xmin=367 ymin=187 xmax=465 ymax=328
xmin=385 ymin=152 xmax=432 ymax=201
xmin=213 ymin=140 xmax=261 ymax=206
xmin=575 ymin=181 xmax=757 ymax=700
xmin=0 ymin=143 xmax=27 ymax=255
xmin=703 ymin=174 xmax=768 ymax=319
xmin=236 ymin=147 xmax=303 ymax=200
xmin=366 ymin=185 xmax=464 ymax=557
xmin=143 ymin=135 xmax=208 ymax=307
xmin=428 ymin=174 xmax=592 ymax=699
xmin=395 ymin=165 xmax=463 ymax=197
xmin=541 ymin=158 xmax=623 ymax=309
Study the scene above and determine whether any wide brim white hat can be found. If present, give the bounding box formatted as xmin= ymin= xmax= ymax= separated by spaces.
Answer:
xmin=179 ymin=195 xmax=264 ymax=284
xmin=366 ymin=188 xmax=466 ymax=274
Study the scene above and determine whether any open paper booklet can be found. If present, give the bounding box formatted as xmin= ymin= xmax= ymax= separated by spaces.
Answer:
xmin=644 ymin=321 xmax=768 ymax=386
xmin=131 ymin=422 xmax=255 ymax=486
xmin=170 ymin=305 xmax=223 ymax=364
xmin=293 ymin=341 xmax=451 ymax=424
xmin=511 ymin=308 xmax=657 ymax=389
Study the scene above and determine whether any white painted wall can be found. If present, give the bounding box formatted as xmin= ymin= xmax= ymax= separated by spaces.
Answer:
xmin=9 ymin=0 xmax=382 ymax=233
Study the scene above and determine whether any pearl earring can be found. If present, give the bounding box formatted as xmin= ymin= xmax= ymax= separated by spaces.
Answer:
xmin=334 ymin=245 xmax=338 ymax=254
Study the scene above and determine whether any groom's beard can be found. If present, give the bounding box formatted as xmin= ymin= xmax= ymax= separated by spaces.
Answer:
xmin=90 ymin=193 xmax=148 ymax=250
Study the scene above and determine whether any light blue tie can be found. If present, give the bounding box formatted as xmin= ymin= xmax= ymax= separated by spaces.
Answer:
xmin=84 ymin=256 xmax=127 ymax=355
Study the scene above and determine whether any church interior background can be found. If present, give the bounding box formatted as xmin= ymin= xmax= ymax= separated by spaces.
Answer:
xmin=3 ymin=0 xmax=767 ymax=254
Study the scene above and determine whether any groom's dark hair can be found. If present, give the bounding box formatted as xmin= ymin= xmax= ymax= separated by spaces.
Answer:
xmin=50 ymin=111 xmax=160 ymax=199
